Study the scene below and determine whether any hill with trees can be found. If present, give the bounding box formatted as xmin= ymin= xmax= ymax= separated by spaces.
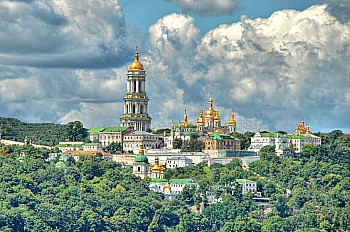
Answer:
xmin=0 ymin=130 xmax=349 ymax=231
xmin=0 ymin=118 xmax=89 ymax=146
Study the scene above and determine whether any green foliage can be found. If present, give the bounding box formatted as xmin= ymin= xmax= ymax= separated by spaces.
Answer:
xmin=103 ymin=142 xmax=122 ymax=154
xmin=0 ymin=129 xmax=349 ymax=231
xmin=0 ymin=117 xmax=89 ymax=146
xmin=232 ymin=132 xmax=255 ymax=150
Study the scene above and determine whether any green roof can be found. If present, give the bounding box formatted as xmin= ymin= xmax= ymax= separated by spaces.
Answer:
xmin=134 ymin=155 xmax=149 ymax=164
xmin=102 ymin=126 xmax=128 ymax=133
xmin=236 ymin=179 xmax=256 ymax=183
xmin=83 ymin=143 xmax=99 ymax=146
xmin=286 ymin=134 xmax=309 ymax=139
xmin=88 ymin=126 xmax=129 ymax=135
xmin=260 ymin=133 xmax=284 ymax=137
xmin=260 ymin=133 xmax=308 ymax=139
xmin=169 ymin=179 xmax=196 ymax=185
xmin=56 ymin=144 xmax=82 ymax=148
xmin=88 ymin=127 xmax=105 ymax=135
xmin=151 ymin=178 xmax=167 ymax=182
xmin=210 ymin=134 xmax=239 ymax=141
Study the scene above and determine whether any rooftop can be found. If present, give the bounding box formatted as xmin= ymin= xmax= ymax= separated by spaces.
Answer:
xmin=88 ymin=126 xmax=129 ymax=135
xmin=129 ymin=131 xmax=156 ymax=136
xmin=209 ymin=134 xmax=239 ymax=141
xmin=169 ymin=179 xmax=197 ymax=185
xmin=236 ymin=179 xmax=256 ymax=183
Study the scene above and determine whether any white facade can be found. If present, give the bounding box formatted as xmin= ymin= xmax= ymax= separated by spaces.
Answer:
xmin=123 ymin=131 xmax=161 ymax=154
xmin=133 ymin=162 xmax=149 ymax=179
xmin=169 ymin=179 xmax=199 ymax=194
xmin=249 ymin=132 xmax=321 ymax=154
xmin=82 ymin=143 xmax=102 ymax=151
xmin=236 ymin=179 xmax=258 ymax=194
xmin=166 ymin=156 xmax=192 ymax=169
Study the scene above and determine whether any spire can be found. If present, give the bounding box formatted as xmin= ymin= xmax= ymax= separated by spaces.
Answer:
xmin=139 ymin=143 xmax=144 ymax=155
xmin=128 ymin=48 xmax=144 ymax=70
xmin=184 ymin=109 xmax=188 ymax=122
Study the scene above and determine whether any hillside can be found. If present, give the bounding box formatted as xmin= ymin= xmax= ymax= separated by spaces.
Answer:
xmin=0 ymin=117 xmax=88 ymax=146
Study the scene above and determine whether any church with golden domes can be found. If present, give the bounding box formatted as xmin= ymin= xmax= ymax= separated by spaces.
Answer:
xmin=172 ymin=97 xmax=236 ymax=135
xmin=120 ymin=50 xmax=152 ymax=131
xmin=164 ymin=97 xmax=237 ymax=148
xmin=196 ymin=97 xmax=236 ymax=134
xmin=133 ymin=143 xmax=165 ymax=179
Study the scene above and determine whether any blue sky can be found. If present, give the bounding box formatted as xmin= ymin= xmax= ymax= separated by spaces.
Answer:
xmin=0 ymin=0 xmax=349 ymax=133
xmin=121 ymin=0 xmax=318 ymax=36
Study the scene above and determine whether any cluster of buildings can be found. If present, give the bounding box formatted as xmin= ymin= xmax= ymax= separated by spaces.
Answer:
xmin=3 ymin=50 xmax=323 ymax=201
xmin=248 ymin=120 xmax=321 ymax=155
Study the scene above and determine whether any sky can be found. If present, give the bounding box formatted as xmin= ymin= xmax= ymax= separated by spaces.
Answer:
xmin=0 ymin=0 xmax=350 ymax=133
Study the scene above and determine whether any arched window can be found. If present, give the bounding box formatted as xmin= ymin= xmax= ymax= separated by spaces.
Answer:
xmin=138 ymin=166 xmax=140 ymax=172
xmin=140 ymin=105 xmax=144 ymax=114
xmin=133 ymin=104 xmax=136 ymax=114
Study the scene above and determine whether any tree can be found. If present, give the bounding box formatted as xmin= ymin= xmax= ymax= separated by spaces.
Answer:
xmin=259 ymin=145 xmax=276 ymax=161
xmin=104 ymin=142 xmax=122 ymax=154
xmin=66 ymin=121 xmax=87 ymax=142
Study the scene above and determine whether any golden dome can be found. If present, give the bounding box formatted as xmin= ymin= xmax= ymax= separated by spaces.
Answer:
xmin=214 ymin=110 xmax=221 ymax=122
xmin=305 ymin=125 xmax=310 ymax=134
xmin=177 ymin=109 xmax=195 ymax=128
xmin=128 ymin=50 xmax=144 ymax=71
xmin=214 ymin=128 xmax=224 ymax=134
xmin=151 ymin=155 xmax=163 ymax=172
xmin=163 ymin=182 xmax=171 ymax=193
xmin=205 ymin=98 xmax=215 ymax=118
xmin=228 ymin=113 xmax=236 ymax=126
xmin=197 ymin=107 xmax=204 ymax=125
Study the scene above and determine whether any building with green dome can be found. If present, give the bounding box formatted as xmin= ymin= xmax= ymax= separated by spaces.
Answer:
xmin=133 ymin=143 xmax=149 ymax=179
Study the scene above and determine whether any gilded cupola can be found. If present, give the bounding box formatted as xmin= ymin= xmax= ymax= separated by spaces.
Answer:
xmin=197 ymin=107 xmax=204 ymax=125
xmin=128 ymin=50 xmax=144 ymax=71
xmin=228 ymin=113 xmax=236 ymax=126
xmin=184 ymin=109 xmax=188 ymax=122
xmin=214 ymin=110 xmax=221 ymax=122
xmin=205 ymin=98 xmax=215 ymax=118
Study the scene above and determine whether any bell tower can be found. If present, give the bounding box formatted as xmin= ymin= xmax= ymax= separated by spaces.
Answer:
xmin=120 ymin=49 xmax=152 ymax=131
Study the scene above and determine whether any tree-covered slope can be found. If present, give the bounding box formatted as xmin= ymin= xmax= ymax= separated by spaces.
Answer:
xmin=0 ymin=118 xmax=88 ymax=146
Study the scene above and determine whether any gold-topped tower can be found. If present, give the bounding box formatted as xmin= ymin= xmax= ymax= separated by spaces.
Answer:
xmin=128 ymin=50 xmax=144 ymax=71
xmin=120 ymin=49 xmax=152 ymax=131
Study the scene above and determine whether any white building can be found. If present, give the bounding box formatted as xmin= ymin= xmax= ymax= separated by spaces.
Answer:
xmin=249 ymin=129 xmax=321 ymax=155
xmin=166 ymin=156 xmax=192 ymax=169
xmin=82 ymin=143 xmax=102 ymax=151
xmin=123 ymin=131 xmax=161 ymax=154
xmin=56 ymin=142 xmax=84 ymax=152
xmin=168 ymin=179 xmax=199 ymax=194
xmin=87 ymin=126 xmax=134 ymax=148
xmin=236 ymin=179 xmax=258 ymax=194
